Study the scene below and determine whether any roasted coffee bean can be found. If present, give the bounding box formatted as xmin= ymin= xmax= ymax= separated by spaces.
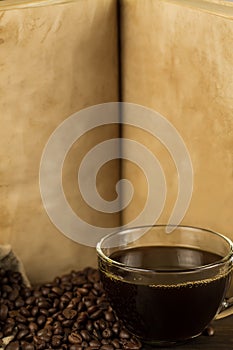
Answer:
xmin=100 ymin=345 xmax=114 ymax=350
xmin=39 ymin=308 xmax=49 ymax=317
xmin=33 ymin=335 xmax=45 ymax=346
xmin=17 ymin=323 xmax=28 ymax=331
xmin=68 ymin=297 xmax=80 ymax=309
xmin=99 ymin=319 xmax=107 ymax=330
xmin=25 ymin=296 xmax=35 ymax=305
xmin=20 ymin=307 xmax=30 ymax=317
xmin=53 ymin=298 xmax=60 ymax=308
xmin=9 ymin=310 xmax=19 ymax=318
xmin=63 ymin=308 xmax=77 ymax=319
xmin=33 ymin=290 xmax=41 ymax=298
xmin=28 ymin=322 xmax=38 ymax=333
xmin=103 ymin=328 xmax=113 ymax=339
xmin=59 ymin=301 xmax=66 ymax=310
xmin=122 ymin=341 xmax=141 ymax=350
xmin=68 ymin=332 xmax=82 ymax=344
xmin=130 ymin=336 xmax=141 ymax=346
xmin=91 ymin=288 xmax=99 ymax=297
xmin=112 ymin=326 xmax=119 ymax=335
xmin=82 ymin=340 xmax=89 ymax=347
xmin=48 ymin=292 xmax=58 ymax=299
xmin=17 ymin=328 xmax=29 ymax=340
xmin=62 ymin=319 xmax=73 ymax=327
xmin=53 ymin=326 xmax=63 ymax=335
xmin=5 ymin=341 xmax=20 ymax=350
xmin=21 ymin=343 xmax=35 ymax=350
xmin=94 ymin=283 xmax=102 ymax=291
xmin=112 ymin=339 xmax=121 ymax=348
xmin=57 ymin=313 xmax=65 ymax=321
xmin=70 ymin=346 xmax=83 ymax=350
xmin=77 ymin=311 xmax=88 ymax=323
xmin=64 ymin=291 xmax=73 ymax=299
xmin=41 ymin=287 xmax=50 ymax=296
xmin=88 ymin=270 xmax=100 ymax=283
xmin=202 ymin=325 xmax=215 ymax=336
xmin=61 ymin=295 xmax=70 ymax=304
xmin=48 ymin=307 xmax=57 ymax=315
xmin=51 ymin=286 xmax=63 ymax=295
xmin=77 ymin=301 xmax=85 ymax=312
xmin=37 ymin=327 xmax=52 ymax=339
xmin=0 ymin=304 xmax=8 ymax=321
xmin=6 ymin=317 xmax=15 ymax=325
xmin=15 ymin=298 xmax=25 ymax=308
xmin=37 ymin=315 xmax=46 ymax=326
xmin=0 ymin=268 xmax=142 ymax=349
xmin=93 ymin=328 xmax=102 ymax=340
xmin=31 ymin=306 xmax=39 ymax=317
xmin=51 ymin=335 xmax=62 ymax=347
xmin=37 ymin=300 xmax=50 ymax=309
xmin=15 ymin=315 xmax=27 ymax=323
xmin=2 ymin=284 xmax=12 ymax=293
xmin=119 ymin=329 xmax=130 ymax=339
xmin=80 ymin=329 xmax=91 ymax=341
xmin=94 ymin=320 xmax=100 ymax=330
xmin=77 ymin=287 xmax=89 ymax=296
xmin=90 ymin=309 xmax=103 ymax=320
xmin=3 ymin=324 xmax=14 ymax=336
xmin=86 ymin=320 xmax=93 ymax=332
xmin=22 ymin=288 xmax=32 ymax=298
xmin=62 ymin=282 xmax=73 ymax=291
xmin=9 ymin=289 xmax=19 ymax=301
xmin=90 ymin=339 xmax=101 ymax=347
xmin=99 ymin=302 xmax=110 ymax=311
xmin=83 ymin=296 xmax=94 ymax=307
xmin=105 ymin=311 xmax=115 ymax=322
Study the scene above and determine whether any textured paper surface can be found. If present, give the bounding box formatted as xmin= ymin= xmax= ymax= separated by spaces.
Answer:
xmin=121 ymin=0 xmax=233 ymax=239
xmin=1 ymin=0 xmax=233 ymax=283
xmin=0 ymin=0 xmax=119 ymax=283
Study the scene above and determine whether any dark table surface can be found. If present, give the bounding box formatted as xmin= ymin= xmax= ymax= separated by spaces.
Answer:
xmin=143 ymin=316 xmax=233 ymax=349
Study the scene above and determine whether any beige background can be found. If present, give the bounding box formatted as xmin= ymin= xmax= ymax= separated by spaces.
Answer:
xmin=0 ymin=0 xmax=119 ymax=283
xmin=0 ymin=0 xmax=233 ymax=283
xmin=121 ymin=0 xmax=233 ymax=239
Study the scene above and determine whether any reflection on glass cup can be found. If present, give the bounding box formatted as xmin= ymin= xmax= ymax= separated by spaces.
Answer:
xmin=97 ymin=225 xmax=233 ymax=346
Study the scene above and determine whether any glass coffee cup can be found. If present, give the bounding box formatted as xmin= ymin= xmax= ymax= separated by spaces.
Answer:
xmin=96 ymin=225 xmax=233 ymax=346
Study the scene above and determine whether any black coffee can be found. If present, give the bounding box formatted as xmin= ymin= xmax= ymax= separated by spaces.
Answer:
xmin=100 ymin=246 xmax=231 ymax=343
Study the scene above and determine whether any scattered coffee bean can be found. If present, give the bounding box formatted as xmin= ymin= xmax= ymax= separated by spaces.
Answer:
xmin=63 ymin=308 xmax=77 ymax=319
xmin=119 ymin=329 xmax=130 ymax=339
xmin=100 ymin=345 xmax=114 ymax=350
xmin=5 ymin=341 xmax=20 ymax=350
xmin=68 ymin=332 xmax=82 ymax=344
xmin=0 ymin=303 xmax=8 ymax=321
xmin=0 ymin=267 xmax=145 ymax=349
xmin=17 ymin=329 xmax=29 ymax=340
xmin=202 ymin=325 xmax=215 ymax=336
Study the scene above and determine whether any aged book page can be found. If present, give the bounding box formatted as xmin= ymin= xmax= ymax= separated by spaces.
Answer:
xmin=0 ymin=0 xmax=119 ymax=283
xmin=121 ymin=0 xmax=233 ymax=239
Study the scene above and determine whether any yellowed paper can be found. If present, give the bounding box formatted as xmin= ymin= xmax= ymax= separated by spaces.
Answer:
xmin=121 ymin=0 xmax=233 ymax=240
xmin=0 ymin=0 xmax=119 ymax=283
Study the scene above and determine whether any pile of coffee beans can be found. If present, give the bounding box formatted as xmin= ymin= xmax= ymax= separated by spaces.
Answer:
xmin=0 ymin=267 xmax=142 ymax=350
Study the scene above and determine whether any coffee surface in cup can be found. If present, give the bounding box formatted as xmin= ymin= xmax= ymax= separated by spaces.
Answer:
xmin=101 ymin=246 xmax=230 ymax=342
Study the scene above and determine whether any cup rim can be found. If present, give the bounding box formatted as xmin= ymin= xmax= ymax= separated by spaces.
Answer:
xmin=96 ymin=224 xmax=233 ymax=275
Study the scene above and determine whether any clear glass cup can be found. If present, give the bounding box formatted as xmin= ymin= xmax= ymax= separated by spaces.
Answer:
xmin=96 ymin=225 xmax=233 ymax=347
